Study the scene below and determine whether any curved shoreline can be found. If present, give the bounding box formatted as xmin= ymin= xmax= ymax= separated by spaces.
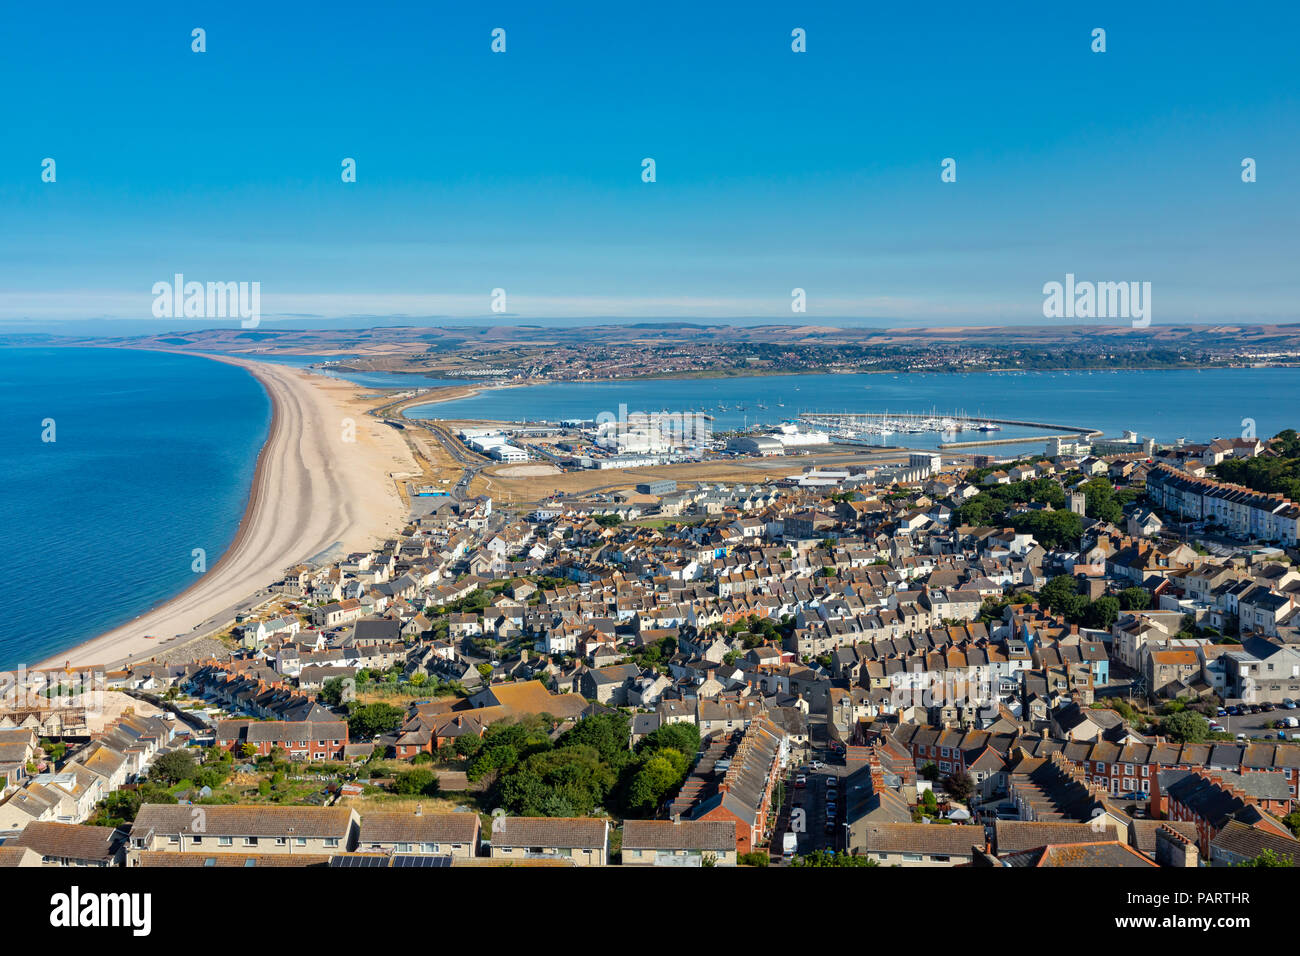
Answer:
xmin=36 ymin=351 xmax=413 ymax=672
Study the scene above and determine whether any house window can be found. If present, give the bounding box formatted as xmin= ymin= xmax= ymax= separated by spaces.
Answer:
xmin=325 ymin=839 xmax=340 ymax=848
xmin=244 ymin=837 xmax=258 ymax=846
xmin=219 ymin=837 xmax=233 ymax=847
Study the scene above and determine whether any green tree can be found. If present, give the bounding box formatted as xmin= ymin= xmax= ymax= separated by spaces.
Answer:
xmin=1162 ymin=710 xmax=1210 ymax=744
xmin=1236 ymin=848 xmax=1294 ymax=867
xmin=1039 ymin=575 xmax=1086 ymax=620
xmin=454 ymin=733 xmax=484 ymax=758
xmin=392 ymin=768 xmax=440 ymax=796
xmin=347 ymin=702 xmax=405 ymax=740
xmin=1117 ymin=587 xmax=1151 ymax=611
xmin=790 ymin=850 xmax=878 ymax=867
xmin=1083 ymin=477 xmax=1123 ymax=524
xmin=149 ymin=748 xmax=199 ymax=786
xmin=636 ymin=722 xmax=701 ymax=758
xmin=1083 ymin=595 xmax=1121 ymax=630
xmin=321 ymin=677 xmax=346 ymax=706
xmin=943 ymin=770 xmax=975 ymax=804
xmin=624 ymin=750 xmax=687 ymax=816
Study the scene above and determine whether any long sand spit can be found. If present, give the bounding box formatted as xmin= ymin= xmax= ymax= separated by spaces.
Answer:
xmin=39 ymin=353 xmax=415 ymax=671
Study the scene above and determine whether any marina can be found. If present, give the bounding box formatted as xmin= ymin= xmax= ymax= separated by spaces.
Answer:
xmin=796 ymin=410 xmax=1100 ymax=448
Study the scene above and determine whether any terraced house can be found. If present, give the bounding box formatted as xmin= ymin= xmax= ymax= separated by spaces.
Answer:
xmin=356 ymin=810 xmax=481 ymax=859
xmin=488 ymin=816 xmax=609 ymax=866
xmin=127 ymin=805 xmax=359 ymax=860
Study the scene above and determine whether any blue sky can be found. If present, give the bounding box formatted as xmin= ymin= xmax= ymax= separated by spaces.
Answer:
xmin=1 ymin=1 xmax=1297 ymax=328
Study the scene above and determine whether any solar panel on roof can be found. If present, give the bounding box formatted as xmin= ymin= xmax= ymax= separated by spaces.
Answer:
xmin=328 ymin=855 xmax=389 ymax=868
xmin=391 ymin=854 xmax=452 ymax=868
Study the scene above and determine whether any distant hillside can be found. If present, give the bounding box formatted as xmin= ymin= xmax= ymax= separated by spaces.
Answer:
xmin=30 ymin=321 xmax=1300 ymax=354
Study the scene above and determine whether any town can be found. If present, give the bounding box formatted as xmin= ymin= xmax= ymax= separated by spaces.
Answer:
xmin=4 ymin=417 xmax=1300 ymax=871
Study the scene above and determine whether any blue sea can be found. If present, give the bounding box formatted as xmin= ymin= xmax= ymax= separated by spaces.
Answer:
xmin=404 ymin=367 xmax=1300 ymax=453
xmin=0 ymin=348 xmax=269 ymax=669
xmin=2 ymin=350 xmax=1297 ymax=670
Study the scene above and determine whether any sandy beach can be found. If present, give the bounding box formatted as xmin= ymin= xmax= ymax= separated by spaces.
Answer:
xmin=38 ymin=354 xmax=416 ymax=671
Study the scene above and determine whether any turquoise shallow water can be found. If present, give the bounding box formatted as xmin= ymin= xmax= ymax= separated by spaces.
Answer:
xmin=0 ymin=348 xmax=270 ymax=669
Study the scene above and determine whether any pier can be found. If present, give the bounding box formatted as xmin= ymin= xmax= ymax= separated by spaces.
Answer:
xmin=797 ymin=411 xmax=1102 ymax=450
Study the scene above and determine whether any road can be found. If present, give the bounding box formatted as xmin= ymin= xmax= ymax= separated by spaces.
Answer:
xmin=776 ymin=748 xmax=850 ymax=862
xmin=412 ymin=422 xmax=490 ymax=503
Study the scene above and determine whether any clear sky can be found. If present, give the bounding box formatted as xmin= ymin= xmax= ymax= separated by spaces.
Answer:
xmin=2 ymin=1 xmax=1297 ymax=328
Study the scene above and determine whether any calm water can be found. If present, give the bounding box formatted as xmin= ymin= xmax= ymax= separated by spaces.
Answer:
xmin=0 ymin=348 xmax=269 ymax=669
xmin=405 ymin=367 xmax=1300 ymax=452
xmin=213 ymin=352 xmax=464 ymax=390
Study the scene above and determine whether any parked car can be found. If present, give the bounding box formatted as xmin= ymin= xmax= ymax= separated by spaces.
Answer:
xmin=795 ymin=775 xmax=807 ymax=789
xmin=826 ymin=777 xmax=838 ymax=790
xmin=1226 ymin=705 xmax=1241 ymax=716
xmin=1285 ymin=699 xmax=1298 ymax=709
xmin=1217 ymin=707 xmax=1229 ymax=717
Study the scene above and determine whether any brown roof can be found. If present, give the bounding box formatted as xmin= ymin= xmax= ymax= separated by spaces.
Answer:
xmin=994 ymin=820 xmax=1121 ymax=854
xmin=131 ymin=804 xmax=355 ymax=840
xmin=622 ymin=819 xmax=736 ymax=852
xmin=490 ymin=816 xmax=608 ymax=850
xmin=358 ymin=811 xmax=480 ymax=846
xmin=1027 ymin=841 xmax=1157 ymax=867
xmin=13 ymin=821 xmax=122 ymax=863
xmin=860 ymin=823 xmax=982 ymax=856
xmin=0 ymin=845 xmax=40 ymax=867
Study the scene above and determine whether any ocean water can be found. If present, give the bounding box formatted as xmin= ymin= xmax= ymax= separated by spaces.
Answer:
xmin=0 ymin=348 xmax=270 ymax=670
xmin=405 ymin=367 xmax=1300 ymax=453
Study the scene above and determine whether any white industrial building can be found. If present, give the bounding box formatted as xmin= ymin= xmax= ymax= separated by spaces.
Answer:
xmin=771 ymin=423 xmax=829 ymax=447
xmin=463 ymin=431 xmax=528 ymax=463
